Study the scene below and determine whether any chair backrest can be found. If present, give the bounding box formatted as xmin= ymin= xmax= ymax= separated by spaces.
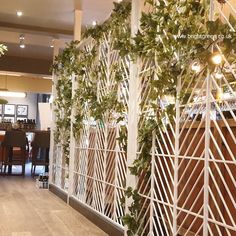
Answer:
xmin=31 ymin=131 xmax=50 ymax=148
xmin=2 ymin=130 xmax=27 ymax=147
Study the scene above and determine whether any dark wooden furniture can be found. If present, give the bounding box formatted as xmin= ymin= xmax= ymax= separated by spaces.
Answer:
xmin=1 ymin=130 xmax=28 ymax=176
xmin=31 ymin=131 xmax=50 ymax=176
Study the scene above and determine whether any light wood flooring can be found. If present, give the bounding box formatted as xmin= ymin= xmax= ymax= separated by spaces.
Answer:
xmin=0 ymin=176 xmax=108 ymax=236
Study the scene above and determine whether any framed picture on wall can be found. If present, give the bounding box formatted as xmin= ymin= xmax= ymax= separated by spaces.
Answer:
xmin=4 ymin=104 xmax=15 ymax=116
xmin=3 ymin=116 xmax=15 ymax=123
xmin=16 ymin=105 xmax=28 ymax=117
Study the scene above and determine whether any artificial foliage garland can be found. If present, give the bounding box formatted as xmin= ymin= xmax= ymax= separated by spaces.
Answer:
xmin=53 ymin=42 xmax=79 ymax=164
xmin=72 ymin=1 xmax=131 ymax=145
xmin=52 ymin=0 xmax=236 ymax=234
xmin=0 ymin=44 xmax=7 ymax=57
xmin=52 ymin=1 xmax=131 ymax=170
xmin=122 ymin=0 xmax=236 ymax=235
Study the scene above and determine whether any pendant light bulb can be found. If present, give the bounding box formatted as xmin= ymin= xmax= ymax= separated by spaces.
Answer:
xmin=191 ymin=61 xmax=201 ymax=73
xmin=215 ymin=71 xmax=223 ymax=79
xmin=212 ymin=53 xmax=223 ymax=65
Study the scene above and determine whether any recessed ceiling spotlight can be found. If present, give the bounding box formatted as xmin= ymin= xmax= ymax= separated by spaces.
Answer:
xmin=16 ymin=11 xmax=23 ymax=17
xmin=92 ymin=20 xmax=97 ymax=26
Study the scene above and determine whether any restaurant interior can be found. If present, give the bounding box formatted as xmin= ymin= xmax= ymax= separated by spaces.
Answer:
xmin=0 ymin=0 xmax=236 ymax=236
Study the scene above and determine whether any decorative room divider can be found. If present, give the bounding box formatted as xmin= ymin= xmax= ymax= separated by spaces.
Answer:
xmin=50 ymin=1 xmax=236 ymax=235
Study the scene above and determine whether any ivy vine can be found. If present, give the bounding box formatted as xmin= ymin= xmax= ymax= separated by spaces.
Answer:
xmin=52 ymin=0 xmax=236 ymax=235
xmin=53 ymin=41 xmax=79 ymax=165
xmin=72 ymin=1 xmax=131 ymax=145
xmin=123 ymin=0 xmax=236 ymax=235
xmin=0 ymin=44 xmax=7 ymax=57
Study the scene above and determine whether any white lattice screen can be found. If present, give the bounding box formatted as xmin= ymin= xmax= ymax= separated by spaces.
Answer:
xmin=50 ymin=0 xmax=236 ymax=235
xmin=134 ymin=1 xmax=236 ymax=235
xmin=68 ymin=34 xmax=130 ymax=227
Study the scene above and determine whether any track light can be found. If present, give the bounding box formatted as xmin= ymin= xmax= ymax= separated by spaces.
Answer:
xmin=50 ymin=39 xmax=54 ymax=48
xmin=19 ymin=34 xmax=25 ymax=49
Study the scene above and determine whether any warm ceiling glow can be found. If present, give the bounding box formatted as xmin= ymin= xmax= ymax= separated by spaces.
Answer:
xmin=212 ymin=53 xmax=223 ymax=65
xmin=16 ymin=11 xmax=23 ymax=17
xmin=0 ymin=91 xmax=26 ymax=98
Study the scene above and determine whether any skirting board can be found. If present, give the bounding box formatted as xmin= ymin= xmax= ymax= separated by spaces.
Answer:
xmin=69 ymin=196 xmax=124 ymax=236
xmin=49 ymin=184 xmax=67 ymax=203
xmin=49 ymin=185 xmax=124 ymax=236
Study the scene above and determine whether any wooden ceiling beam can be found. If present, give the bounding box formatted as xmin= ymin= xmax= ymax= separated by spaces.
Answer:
xmin=0 ymin=21 xmax=73 ymax=37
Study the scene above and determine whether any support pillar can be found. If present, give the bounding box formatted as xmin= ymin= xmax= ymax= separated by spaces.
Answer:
xmin=49 ymin=39 xmax=61 ymax=184
xmin=68 ymin=8 xmax=82 ymax=201
xmin=125 ymin=0 xmax=142 ymax=235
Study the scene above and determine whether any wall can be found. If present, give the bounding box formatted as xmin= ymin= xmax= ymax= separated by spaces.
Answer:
xmin=38 ymin=103 xmax=51 ymax=130
xmin=0 ymin=56 xmax=52 ymax=75
xmin=1 ymin=93 xmax=38 ymax=120
xmin=0 ymin=75 xmax=52 ymax=94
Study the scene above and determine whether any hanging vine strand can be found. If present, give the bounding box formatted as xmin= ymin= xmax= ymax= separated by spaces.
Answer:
xmin=52 ymin=0 xmax=236 ymax=234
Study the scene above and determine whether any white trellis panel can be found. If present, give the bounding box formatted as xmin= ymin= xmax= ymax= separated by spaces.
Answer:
xmin=134 ymin=1 xmax=236 ymax=236
xmin=51 ymin=145 xmax=69 ymax=191
xmin=50 ymin=1 xmax=236 ymax=235
xmin=69 ymin=34 xmax=130 ymax=228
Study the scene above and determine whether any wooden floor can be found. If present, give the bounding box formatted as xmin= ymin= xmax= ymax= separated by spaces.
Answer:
xmin=0 ymin=176 xmax=108 ymax=236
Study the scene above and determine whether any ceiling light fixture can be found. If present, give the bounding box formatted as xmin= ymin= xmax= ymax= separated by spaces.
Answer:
xmin=0 ymin=91 xmax=26 ymax=98
xmin=16 ymin=11 xmax=23 ymax=17
xmin=50 ymin=39 xmax=54 ymax=48
xmin=19 ymin=34 xmax=25 ymax=48
xmin=92 ymin=20 xmax=97 ymax=26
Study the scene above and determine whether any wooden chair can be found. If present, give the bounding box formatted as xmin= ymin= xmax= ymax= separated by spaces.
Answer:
xmin=31 ymin=131 xmax=50 ymax=176
xmin=1 ymin=130 xmax=28 ymax=176
xmin=0 ymin=133 xmax=5 ymax=173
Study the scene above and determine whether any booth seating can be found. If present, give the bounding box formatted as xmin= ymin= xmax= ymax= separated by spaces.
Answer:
xmin=31 ymin=131 xmax=50 ymax=176
xmin=1 ymin=130 xmax=28 ymax=176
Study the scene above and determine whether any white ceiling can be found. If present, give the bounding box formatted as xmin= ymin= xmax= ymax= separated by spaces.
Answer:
xmin=0 ymin=0 xmax=115 ymax=61
xmin=0 ymin=0 xmax=114 ymax=31
xmin=1 ymin=0 xmax=235 ymax=62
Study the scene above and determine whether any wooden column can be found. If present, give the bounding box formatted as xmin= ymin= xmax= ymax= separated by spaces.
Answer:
xmin=74 ymin=9 xmax=82 ymax=41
